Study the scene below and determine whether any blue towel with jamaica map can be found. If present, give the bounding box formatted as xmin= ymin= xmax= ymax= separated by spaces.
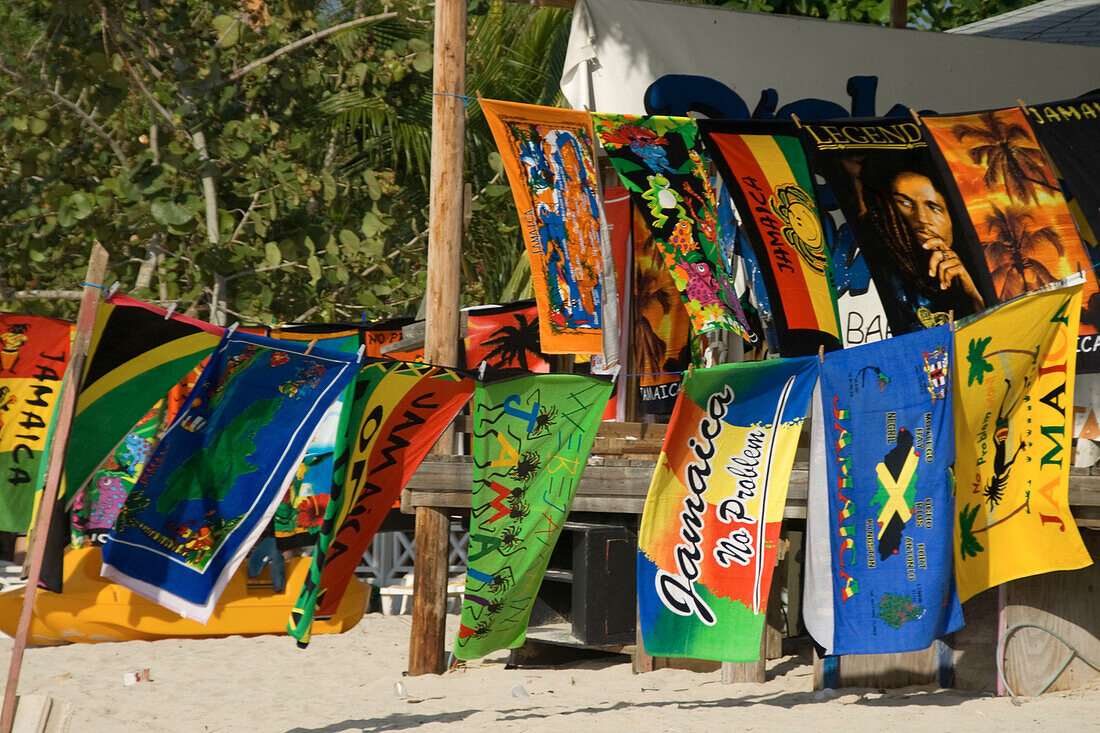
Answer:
xmin=813 ymin=325 xmax=963 ymax=655
xmin=101 ymin=331 xmax=358 ymax=623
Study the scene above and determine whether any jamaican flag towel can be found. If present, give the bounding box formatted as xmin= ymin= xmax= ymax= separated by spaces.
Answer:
xmin=62 ymin=295 xmax=224 ymax=504
xmin=806 ymin=325 xmax=963 ymax=655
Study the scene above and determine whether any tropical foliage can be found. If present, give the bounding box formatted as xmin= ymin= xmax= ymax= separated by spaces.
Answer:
xmin=0 ymin=0 xmax=570 ymax=324
xmin=1 ymin=0 xmax=1039 ymax=327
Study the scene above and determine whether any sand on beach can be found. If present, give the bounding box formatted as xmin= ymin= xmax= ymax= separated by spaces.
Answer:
xmin=3 ymin=613 xmax=1099 ymax=733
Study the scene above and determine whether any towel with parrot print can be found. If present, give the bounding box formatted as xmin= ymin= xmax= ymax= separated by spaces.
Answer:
xmin=594 ymin=114 xmax=749 ymax=340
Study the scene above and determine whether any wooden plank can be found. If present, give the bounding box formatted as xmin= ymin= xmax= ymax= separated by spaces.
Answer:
xmin=401 ymin=491 xmax=805 ymax=517
xmin=1 ymin=244 xmax=108 ymax=733
xmin=11 ymin=694 xmax=49 ymax=733
xmin=764 ymin=537 xmax=789 ymax=660
xmin=1002 ymin=531 xmax=1100 ymax=694
xmin=451 ymin=414 xmax=663 ymax=437
xmin=522 ymin=622 xmax=633 ymax=653
xmin=405 ymin=456 xmax=1095 ymax=520
xmin=813 ymin=647 xmax=825 ymax=690
xmin=571 ymin=497 xmax=646 ymax=513
xmin=633 ymin=602 xmax=655 ymax=674
xmin=379 ymin=314 xmax=469 ymax=355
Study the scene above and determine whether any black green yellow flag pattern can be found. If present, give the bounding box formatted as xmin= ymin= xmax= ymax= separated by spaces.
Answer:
xmin=61 ymin=295 xmax=223 ymax=504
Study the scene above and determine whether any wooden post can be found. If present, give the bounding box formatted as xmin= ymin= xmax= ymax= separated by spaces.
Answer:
xmin=407 ymin=0 xmax=465 ymax=678
xmin=1 ymin=244 xmax=109 ymax=733
xmin=721 ymin=629 xmax=766 ymax=683
xmin=633 ymin=601 xmax=655 ymax=673
xmin=764 ymin=541 xmax=787 ymax=660
xmin=890 ymin=0 xmax=906 ymax=28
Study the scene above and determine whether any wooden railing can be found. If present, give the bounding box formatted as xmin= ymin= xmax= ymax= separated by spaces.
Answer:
xmin=402 ymin=418 xmax=1100 ymax=527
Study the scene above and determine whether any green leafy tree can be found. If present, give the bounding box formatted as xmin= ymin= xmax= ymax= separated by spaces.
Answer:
xmin=0 ymin=0 xmax=448 ymax=323
xmin=320 ymin=0 xmax=573 ymax=310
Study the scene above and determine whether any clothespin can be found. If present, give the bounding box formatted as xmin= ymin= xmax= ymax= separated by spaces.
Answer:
xmin=908 ymin=108 xmax=923 ymax=126
xmin=106 ymin=282 xmax=120 ymax=300
xmin=354 ymin=344 xmax=365 ymax=362
xmin=818 ymin=345 xmax=825 ymax=364
xmin=686 ymin=363 xmax=695 ymax=380
xmin=227 ymin=322 xmax=239 ymax=336
xmin=304 ymin=339 xmax=317 ymax=356
xmin=1017 ymin=98 xmax=1029 ymax=115
xmin=478 ymin=360 xmax=487 ymax=380
xmin=948 ymin=310 xmax=955 ymax=332
xmin=790 ymin=113 xmax=803 ymax=129
xmin=163 ymin=302 xmax=177 ymax=320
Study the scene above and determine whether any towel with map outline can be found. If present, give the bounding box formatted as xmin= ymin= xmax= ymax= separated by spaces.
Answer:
xmin=806 ymin=324 xmax=963 ymax=655
xmin=101 ymin=330 xmax=358 ymax=622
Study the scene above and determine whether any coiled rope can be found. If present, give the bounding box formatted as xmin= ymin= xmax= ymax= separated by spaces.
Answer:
xmin=997 ymin=622 xmax=1100 ymax=703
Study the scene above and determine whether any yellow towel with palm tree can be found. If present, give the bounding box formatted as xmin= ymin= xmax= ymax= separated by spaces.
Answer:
xmin=953 ymin=281 xmax=1091 ymax=601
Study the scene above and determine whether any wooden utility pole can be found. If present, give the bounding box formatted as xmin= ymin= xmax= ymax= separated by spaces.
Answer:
xmin=1 ymin=243 xmax=109 ymax=733
xmin=408 ymin=0 xmax=466 ymax=677
xmin=890 ymin=0 xmax=907 ymax=28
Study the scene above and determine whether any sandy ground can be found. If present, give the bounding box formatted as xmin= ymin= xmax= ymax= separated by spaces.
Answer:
xmin=2 ymin=613 xmax=1098 ymax=732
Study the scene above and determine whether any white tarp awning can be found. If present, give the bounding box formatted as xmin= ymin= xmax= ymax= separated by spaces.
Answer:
xmin=560 ymin=0 xmax=1100 ymax=117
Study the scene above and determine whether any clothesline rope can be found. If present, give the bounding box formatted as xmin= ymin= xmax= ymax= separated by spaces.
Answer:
xmin=433 ymin=92 xmax=474 ymax=106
